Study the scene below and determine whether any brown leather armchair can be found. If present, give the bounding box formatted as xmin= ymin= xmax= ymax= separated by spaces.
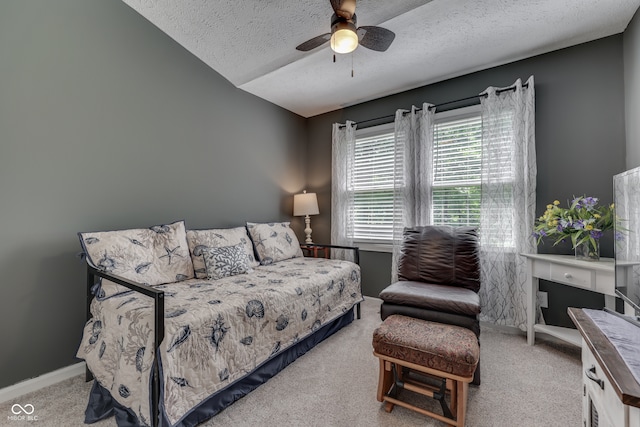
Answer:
xmin=379 ymin=225 xmax=482 ymax=384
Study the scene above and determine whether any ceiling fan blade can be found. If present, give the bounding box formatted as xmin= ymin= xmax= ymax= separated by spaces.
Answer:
xmin=330 ymin=0 xmax=356 ymax=20
xmin=356 ymin=26 xmax=395 ymax=52
xmin=295 ymin=33 xmax=331 ymax=52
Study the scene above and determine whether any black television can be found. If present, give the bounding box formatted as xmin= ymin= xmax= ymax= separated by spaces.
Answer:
xmin=614 ymin=166 xmax=640 ymax=315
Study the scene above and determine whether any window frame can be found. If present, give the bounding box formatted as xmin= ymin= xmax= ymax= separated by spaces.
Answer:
xmin=431 ymin=105 xmax=482 ymax=227
xmin=350 ymin=122 xmax=397 ymax=252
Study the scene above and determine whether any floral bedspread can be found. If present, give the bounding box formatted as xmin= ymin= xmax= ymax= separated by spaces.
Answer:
xmin=77 ymin=257 xmax=362 ymax=426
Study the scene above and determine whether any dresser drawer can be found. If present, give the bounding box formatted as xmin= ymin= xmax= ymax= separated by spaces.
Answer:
xmin=550 ymin=264 xmax=593 ymax=289
xmin=582 ymin=342 xmax=625 ymax=427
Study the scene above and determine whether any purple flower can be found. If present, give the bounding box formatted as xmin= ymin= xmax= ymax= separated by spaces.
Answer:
xmin=556 ymin=224 xmax=564 ymax=232
xmin=583 ymin=196 xmax=598 ymax=207
xmin=573 ymin=220 xmax=584 ymax=230
xmin=590 ymin=230 xmax=603 ymax=240
xmin=539 ymin=229 xmax=547 ymax=237
xmin=577 ymin=196 xmax=598 ymax=210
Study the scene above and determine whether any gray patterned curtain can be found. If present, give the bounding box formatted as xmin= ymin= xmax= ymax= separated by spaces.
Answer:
xmin=478 ymin=76 xmax=537 ymax=330
xmin=391 ymin=104 xmax=435 ymax=282
xmin=331 ymin=121 xmax=356 ymax=262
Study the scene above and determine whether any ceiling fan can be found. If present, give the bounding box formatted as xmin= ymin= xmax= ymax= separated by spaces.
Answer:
xmin=295 ymin=0 xmax=395 ymax=54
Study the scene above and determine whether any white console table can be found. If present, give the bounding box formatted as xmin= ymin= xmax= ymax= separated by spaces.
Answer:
xmin=522 ymin=253 xmax=615 ymax=346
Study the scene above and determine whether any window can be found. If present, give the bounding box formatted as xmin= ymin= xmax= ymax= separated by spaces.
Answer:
xmin=432 ymin=106 xmax=482 ymax=226
xmin=348 ymin=105 xmax=485 ymax=250
xmin=350 ymin=123 xmax=397 ymax=244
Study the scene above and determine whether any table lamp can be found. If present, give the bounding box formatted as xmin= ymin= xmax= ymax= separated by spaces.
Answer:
xmin=293 ymin=191 xmax=319 ymax=244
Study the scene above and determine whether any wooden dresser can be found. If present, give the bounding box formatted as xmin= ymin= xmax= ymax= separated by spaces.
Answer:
xmin=569 ymin=308 xmax=640 ymax=427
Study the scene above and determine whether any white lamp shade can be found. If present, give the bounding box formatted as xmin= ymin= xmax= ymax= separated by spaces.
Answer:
xmin=293 ymin=192 xmax=319 ymax=216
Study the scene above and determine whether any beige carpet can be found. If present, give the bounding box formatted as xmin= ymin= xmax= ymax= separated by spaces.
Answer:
xmin=0 ymin=297 xmax=582 ymax=427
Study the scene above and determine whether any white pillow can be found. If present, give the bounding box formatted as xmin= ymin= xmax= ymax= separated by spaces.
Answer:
xmin=246 ymin=222 xmax=303 ymax=265
xmin=79 ymin=220 xmax=194 ymax=286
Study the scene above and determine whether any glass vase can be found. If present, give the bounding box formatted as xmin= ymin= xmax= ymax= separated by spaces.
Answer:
xmin=575 ymin=240 xmax=600 ymax=261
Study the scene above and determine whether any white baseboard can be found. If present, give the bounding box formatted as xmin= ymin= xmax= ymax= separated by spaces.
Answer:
xmin=0 ymin=362 xmax=86 ymax=404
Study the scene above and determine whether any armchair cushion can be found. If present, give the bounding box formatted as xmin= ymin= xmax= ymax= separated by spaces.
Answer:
xmin=398 ymin=226 xmax=480 ymax=292
xmin=379 ymin=281 xmax=481 ymax=316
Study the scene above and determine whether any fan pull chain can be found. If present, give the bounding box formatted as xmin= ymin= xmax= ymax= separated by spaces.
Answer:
xmin=351 ymin=53 xmax=354 ymax=77
xmin=333 ymin=53 xmax=336 ymax=63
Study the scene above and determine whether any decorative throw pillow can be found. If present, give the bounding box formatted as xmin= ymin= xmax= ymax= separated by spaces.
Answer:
xmin=78 ymin=220 xmax=195 ymax=286
xmin=186 ymin=227 xmax=258 ymax=278
xmin=246 ymin=222 xmax=303 ymax=265
xmin=202 ymin=243 xmax=253 ymax=280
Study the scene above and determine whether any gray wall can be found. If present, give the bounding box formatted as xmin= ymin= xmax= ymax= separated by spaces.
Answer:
xmin=0 ymin=0 xmax=634 ymax=390
xmin=625 ymin=7 xmax=640 ymax=169
xmin=0 ymin=1 xmax=306 ymax=388
xmin=307 ymin=36 xmax=627 ymax=323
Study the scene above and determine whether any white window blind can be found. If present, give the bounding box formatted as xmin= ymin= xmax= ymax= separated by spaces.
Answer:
xmin=432 ymin=112 xmax=482 ymax=227
xmin=350 ymin=128 xmax=397 ymax=242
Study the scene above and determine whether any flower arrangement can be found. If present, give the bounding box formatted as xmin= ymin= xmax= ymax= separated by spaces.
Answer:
xmin=532 ymin=196 xmax=615 ymax=252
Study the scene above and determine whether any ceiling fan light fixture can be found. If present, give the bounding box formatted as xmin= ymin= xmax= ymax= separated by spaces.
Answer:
xmin=330 ymin=21 xmax=358 ymax=54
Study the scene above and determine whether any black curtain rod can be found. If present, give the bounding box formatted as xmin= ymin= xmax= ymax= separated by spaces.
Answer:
xmin=339 ymin=82 xmax=529 ymax=128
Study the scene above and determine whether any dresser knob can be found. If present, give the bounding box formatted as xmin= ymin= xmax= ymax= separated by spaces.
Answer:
xmin=564 ymin=273 xmax=572 ymax=279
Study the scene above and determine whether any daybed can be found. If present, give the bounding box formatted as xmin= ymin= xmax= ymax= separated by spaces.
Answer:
xmin=76 ymin=220 xmax=362 ymax=427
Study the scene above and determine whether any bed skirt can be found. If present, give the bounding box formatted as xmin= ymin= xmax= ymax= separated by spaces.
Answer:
xmin=84 ymin=308 xmax=355 ymax=426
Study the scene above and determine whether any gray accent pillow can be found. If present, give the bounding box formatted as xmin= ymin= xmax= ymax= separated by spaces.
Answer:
xmin=202 ymin=243 xmax=253 ymax=280
xmin=186 ymin=227 xmax=259 ymax=278
xmin=246 ymin=222 xmax=303 ymax=265
xmin=78 ymin=220 xmax=194 ymax=286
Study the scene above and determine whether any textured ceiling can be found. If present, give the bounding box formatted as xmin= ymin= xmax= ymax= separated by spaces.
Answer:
xmin=122 ymin=0 xmax=640 ymax=118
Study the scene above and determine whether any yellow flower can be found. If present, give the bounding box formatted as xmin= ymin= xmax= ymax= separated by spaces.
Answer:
xmin=539 ymin=216 xmax=544 ymax=221
xmin=594 ymin=214 xmax=601 ymax=219
xmin=553 ymin=200 xmax=560 ymax=205
xmin=552 ymin=220 xmax=558 ymax=226
xmin=585 ymin=225 xmax=594 ymax=231
xmin=610 ymin=203 xmax=615 ymax=209
xmin=546 ymin=204 xmax=553 ymax=209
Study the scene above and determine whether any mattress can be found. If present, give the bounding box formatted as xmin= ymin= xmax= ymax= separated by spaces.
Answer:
xmin=77 ymin=257 xmax=362 ymax=425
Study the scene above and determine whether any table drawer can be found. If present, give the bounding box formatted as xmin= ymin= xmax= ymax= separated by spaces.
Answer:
xmin=550 ymin=264 xmax=593 ymax=289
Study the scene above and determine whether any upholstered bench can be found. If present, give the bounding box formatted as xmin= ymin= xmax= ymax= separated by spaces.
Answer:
xmin=373 ymin=315 xmax=479 ymax=426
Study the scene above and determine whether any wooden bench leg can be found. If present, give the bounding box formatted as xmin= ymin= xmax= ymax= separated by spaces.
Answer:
xmin=450 ymin=379 xmax=458 ymax=414
xmin=455 ymin=380 xmax=468 ymax=427
xmin=377 ymin=359 xmax=393 ymax=402
xmin=450 ymin=379 xmax=471 ymax=427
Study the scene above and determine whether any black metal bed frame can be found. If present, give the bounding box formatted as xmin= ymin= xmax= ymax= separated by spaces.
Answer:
xmin=84 ymin=243 xmax=360 ymax=427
